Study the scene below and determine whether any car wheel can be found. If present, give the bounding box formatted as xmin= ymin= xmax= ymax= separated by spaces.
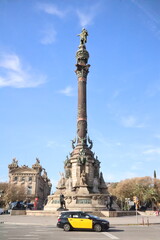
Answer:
xmin=94 ymin=224 xmax=102 ymax=232
xmin=63 ymin=223 xmax=71 ymax=231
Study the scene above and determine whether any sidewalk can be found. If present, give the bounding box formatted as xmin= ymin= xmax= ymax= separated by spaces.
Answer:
xmin=0 ymin=214 xmax=160 ymax=226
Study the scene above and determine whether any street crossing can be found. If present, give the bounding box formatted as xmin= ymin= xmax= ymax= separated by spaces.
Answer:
xmin=0 ymin=225 xmax=119 ymax=240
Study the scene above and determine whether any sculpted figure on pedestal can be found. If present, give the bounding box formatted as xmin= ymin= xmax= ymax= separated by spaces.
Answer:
xmin=80 ymin=170 xmax=87 ymax=186
xmin=36 ymin=158 xmax=40 ymax=164
xmin=57 ymin=172 xmax=65 ymax=188
xmin=71 ymin=138 xmax=76 ymax=149
xmin=60 ymin=193 xmax=66 ymax=209
xmin=12 ymin=158 xmax=18 ymax=164
xmin=88 ymin=136 xmax=93 ymax=149
xmin=65 ymin=177 xmax=72 ymax=191
xmin=93 ymin=177 xmax=99 ymax=193
xmin=77 ymin=28 xmax=88 ymax=45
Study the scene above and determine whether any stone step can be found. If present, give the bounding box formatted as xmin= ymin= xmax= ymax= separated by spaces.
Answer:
xmin=26 ymin=210 xmax=56 ymax=216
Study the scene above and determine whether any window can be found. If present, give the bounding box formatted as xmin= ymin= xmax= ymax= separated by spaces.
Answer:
xmin=80 ymin=213 xmax=90 ymax=218
xmin=27 ymin=186 xmax=32 ymax=195
xmin=14 ymin=176 xmax=18 ymax=181
xmin=61 ymin=213 xmax=72 ymax=218
xmin=72 ymin=214 xmax=80 ymax=218
xmin=28 ymin=177 xmax=32 ymax=181
xmin=21 ymin=177 xmax=25 ymax=182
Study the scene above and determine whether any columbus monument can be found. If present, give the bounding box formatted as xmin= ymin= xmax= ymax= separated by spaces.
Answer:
xmin=45 ymin=29 xmax=109 ymax=211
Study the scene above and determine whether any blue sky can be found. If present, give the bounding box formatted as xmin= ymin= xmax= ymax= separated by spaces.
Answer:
xmin=0 ymin=0 xmax=160 ymax=191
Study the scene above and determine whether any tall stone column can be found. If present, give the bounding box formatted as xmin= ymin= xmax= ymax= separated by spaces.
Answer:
xmin=75 ymin=43 xmax=90 ymax=146
xmin=44 ymin=29 xmax=109 ymax=212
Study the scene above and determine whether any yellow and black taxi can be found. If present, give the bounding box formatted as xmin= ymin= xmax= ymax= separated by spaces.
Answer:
xmin=57 ymin=210 xmax=110 ymax=232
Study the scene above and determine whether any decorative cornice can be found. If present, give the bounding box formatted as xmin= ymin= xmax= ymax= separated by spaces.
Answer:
xmin=75 ymin=64 xmax=90 ymax=78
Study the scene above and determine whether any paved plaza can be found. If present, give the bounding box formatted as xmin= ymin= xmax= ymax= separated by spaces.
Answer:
xmin=0 ymin=214 xmax=160 ymax=240
xmin=0 ymin=214 xmax=160 ymax=226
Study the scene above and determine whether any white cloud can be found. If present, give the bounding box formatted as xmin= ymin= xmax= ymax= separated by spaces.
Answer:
xmin=131 ymin=0 xmax=159 ymax=24
xmin=76 ymin=3 xmax=100 ymax=27
xmin=143 ymin=148 xmax=160 ymax=155
xmin=58 ymin=86 xmax=74 ymax=96
xmin=131 ymin=0 xmax=160 ymax=39
xmin=40 ymin=26 xmax=57 ymax=45
xmin=37 ymin=3 xmax=65 ymax=18
xmin=0 ymin=54 xmax=21 ymax=71
xmin=37 ymin=3 xmax=101 ymax=28
xmin=0 ymin=53 xmax=46 ymax=88
xmin=121 ymin=115 xmax=145 ymax=128
xmin=76 ymin=11 xmax=93 ymax=27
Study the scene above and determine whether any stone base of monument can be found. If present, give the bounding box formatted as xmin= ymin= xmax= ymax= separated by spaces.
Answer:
xmin=77 ymin=186 xmax=89 ymax=195
xmin=57 ymin=207 xmax=69 ymax=211
xmin=25 ymin=210 xmax=136 ymax=217
xmin=44 ymin=193 xmax=108 ymax=212
xmin=11 ymin=210 xmax=26 ymax=215
xmin=26 ymin=210 xmax=56 ymax=216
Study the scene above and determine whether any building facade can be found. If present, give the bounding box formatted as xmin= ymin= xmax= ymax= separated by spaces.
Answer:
xmin=8 ymin=158 xmax=52 ymax=209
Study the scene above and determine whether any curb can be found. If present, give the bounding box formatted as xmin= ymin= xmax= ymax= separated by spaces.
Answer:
xmin=111 ymin=223 xmax=160 ymax=226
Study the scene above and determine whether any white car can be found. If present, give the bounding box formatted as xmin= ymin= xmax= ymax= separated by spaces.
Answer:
xmin=0 ymin=208 xmax=4 ymax=214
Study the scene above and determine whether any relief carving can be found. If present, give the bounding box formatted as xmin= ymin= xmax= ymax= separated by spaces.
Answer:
xmin=92 ymin=196 xmax=98 ymax=200
xmin=66 ymin=196 xmax=72 ymax=204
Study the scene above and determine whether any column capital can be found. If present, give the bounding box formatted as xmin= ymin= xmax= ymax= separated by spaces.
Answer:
xmin=75 ymin=64 xmax=90 ymax=78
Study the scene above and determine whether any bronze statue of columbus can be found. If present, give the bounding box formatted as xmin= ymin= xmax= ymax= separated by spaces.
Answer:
xmin=77 ymin=28 xmax=88 ymax=45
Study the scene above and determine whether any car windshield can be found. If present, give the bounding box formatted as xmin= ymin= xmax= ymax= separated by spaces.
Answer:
xmin=61 ymin=213 xmax=72 ymax=218
xmin=87 ymin=214 xmax=99 ymax=219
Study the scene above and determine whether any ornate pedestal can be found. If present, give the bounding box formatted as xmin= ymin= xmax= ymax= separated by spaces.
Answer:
xmin=44 ymin=193 xmax=108 ymax=212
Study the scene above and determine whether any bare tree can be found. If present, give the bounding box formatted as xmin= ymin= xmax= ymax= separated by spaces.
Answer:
xmin=0 ymin=182 xmax=26 ymax=207
xmin=108 ymin=177 xmax=160 ymax=210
